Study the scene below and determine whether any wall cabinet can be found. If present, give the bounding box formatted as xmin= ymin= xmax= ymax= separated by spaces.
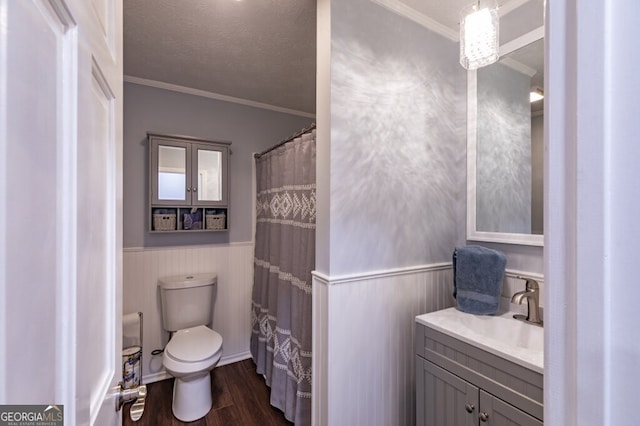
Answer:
xmin=416 ymin=322 xmax=543 ymax=426
xmin=148 ymin=133 xmax=230 ymax=232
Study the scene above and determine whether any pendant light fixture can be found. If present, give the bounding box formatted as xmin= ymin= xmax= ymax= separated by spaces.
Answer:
xmin=459 ymin=0 xmax=500 ymax=70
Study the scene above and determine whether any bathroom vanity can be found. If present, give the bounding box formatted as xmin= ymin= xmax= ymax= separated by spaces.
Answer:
xmin=415 ymin=308 xmax=543 ymax=425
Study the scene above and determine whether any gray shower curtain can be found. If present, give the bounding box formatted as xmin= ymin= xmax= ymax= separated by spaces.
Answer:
xmin=251 ymin=129 xmax=315 ymax=425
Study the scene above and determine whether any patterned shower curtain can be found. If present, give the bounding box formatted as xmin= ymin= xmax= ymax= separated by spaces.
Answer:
xmin=251 ymin=129 xmax=315 ymax=425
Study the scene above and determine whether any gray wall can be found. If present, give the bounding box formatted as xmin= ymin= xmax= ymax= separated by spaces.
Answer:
xmin=500 ymin=0 xmax=544 ymax=44
xmin=123 ymin=82 xmax=313 ymax=247
xmin=320 ymin=0 xmax=467 ymax=275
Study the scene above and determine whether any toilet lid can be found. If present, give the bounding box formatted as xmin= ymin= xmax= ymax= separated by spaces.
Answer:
xmin=166 ymin=326 xmax=222 ymax=363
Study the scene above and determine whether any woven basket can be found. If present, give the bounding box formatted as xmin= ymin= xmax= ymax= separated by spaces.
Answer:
xmin=205 ymin=214 xmax=226 ymax=230
xmin=153 ymin=214 xmax=176 ymax=231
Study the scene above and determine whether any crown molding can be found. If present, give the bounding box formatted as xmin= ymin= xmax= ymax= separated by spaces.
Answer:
xmin=499 ymin=0 xmax=533 ymax=17
xmin=123 ymin=75 xmax=316 ymax=119
xmin=371 ymin=0 xmax=537 ymax=43
xmin=370 ymin=0 xmax=459 ymax=41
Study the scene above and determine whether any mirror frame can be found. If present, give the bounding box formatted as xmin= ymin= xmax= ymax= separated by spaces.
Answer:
xmin=467 ymin=26 xmax=545 ymax=246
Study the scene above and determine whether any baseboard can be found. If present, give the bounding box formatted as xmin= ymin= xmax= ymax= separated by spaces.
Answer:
xmin=218 ymin=351 xmax=252 ymax=367
xmin=142 ymin=370 xmax=172 ymax=385
xmin=142 ymin=351 xmax=253 ymax=384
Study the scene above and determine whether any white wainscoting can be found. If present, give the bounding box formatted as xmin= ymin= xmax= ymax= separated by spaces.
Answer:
xmin=123 ymin=242 xmax=254 ymax=383
xmin=312 ymin=263 xmax=455 ymax=426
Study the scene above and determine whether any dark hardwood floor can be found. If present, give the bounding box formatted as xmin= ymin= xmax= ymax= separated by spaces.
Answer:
xmin=124 ymin=359 xmax=293 ymax=426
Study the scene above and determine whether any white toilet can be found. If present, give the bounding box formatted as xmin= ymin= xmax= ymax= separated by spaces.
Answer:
xmin=159 ymin=273 xmax=223 ymax=422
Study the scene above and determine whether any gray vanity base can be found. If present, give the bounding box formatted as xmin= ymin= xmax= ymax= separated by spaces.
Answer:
xmin=416 ymin=322 xmax=543 ymax=425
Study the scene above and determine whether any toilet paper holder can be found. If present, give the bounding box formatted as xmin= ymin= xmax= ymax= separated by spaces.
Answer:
xmin=120 ymin=311 xmax=145 ymax=421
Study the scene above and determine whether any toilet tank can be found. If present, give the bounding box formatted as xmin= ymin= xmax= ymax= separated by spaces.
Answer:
xmin=159 ymin=273 xmax=217 ymax=332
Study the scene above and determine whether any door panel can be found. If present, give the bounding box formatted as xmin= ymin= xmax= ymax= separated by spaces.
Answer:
xmin=77 ymin=57 xmax=119 ymax=424
xmin=1 ymin=0 xmax=122 ymax=423
xmin=1 ymin=0 xmax=71 ymax=403
xmin=72 ymin=0 xmax=123 ymax=423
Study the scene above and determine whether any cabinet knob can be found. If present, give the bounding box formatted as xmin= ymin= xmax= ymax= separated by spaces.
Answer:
xmin=479 ymin=412 xmax=489 ymax=422
xmin=465 ymin=403 xmax=475 ymax=413
xmin=193 ymin=187 xmax=197 ymax=192
xmin=186 ymin=187 xmax=191 ymax=192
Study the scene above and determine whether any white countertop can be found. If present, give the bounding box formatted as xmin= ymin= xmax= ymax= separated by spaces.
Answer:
xmin=416 ymin=304 xmax=544 ymax=374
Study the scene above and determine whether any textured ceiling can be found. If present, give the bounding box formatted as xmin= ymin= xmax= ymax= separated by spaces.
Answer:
xmin=124 ymin=0 xmax=539 ymax=116
xmin=124 ymin=0 xmax=317 ymax=114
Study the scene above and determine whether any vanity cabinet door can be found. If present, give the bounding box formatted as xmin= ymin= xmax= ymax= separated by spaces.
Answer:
xmin=417 ymin=357 xmax=478 ymax=426
xmin=479 ymin=390 xmax=542 ymax=426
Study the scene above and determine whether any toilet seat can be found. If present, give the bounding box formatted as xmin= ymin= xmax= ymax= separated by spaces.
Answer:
xmin=165 ymin=326 xmax=223 ymax=363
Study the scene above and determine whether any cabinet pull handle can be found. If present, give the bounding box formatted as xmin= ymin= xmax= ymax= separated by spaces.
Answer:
xmin=479 ymin=412 xmax=489 ymax=422
xmin=465 ymin=403 xmax=475 ymax=413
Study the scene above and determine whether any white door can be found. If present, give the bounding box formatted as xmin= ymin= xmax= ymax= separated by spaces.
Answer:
xmin=0 ymin=0 xmax=123 ymax=424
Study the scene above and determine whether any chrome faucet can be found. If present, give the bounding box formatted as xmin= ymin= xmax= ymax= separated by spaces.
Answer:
xmin=511 ymin=278 xmax=543 ymax=326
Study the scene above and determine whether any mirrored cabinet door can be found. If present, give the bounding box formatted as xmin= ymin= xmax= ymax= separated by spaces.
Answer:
xmin=192 ymin=143 xmax=228 ymax=206
xmin=151 ymin=139 xmax=192 ymax=205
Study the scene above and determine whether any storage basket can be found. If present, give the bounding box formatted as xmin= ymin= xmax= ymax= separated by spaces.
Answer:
xmin=206 ymin=214 xmax=226 ymax=230
xmin=153 ymin=214 xmax=176 ymax=231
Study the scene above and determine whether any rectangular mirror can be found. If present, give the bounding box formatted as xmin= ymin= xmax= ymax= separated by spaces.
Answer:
xmin=467 ymin=27 xmax=544 ymax=246
xmin=196 ymin=148 xmax=222 ymax=202
xmin=158 ymin=145 xmax=187 ymax=201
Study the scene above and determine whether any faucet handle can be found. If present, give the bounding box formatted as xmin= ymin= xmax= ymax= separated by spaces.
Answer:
xmin=524 ymin=278 xmax=540 ymax=291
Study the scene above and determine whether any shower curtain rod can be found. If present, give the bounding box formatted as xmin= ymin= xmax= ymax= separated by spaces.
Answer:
xmin=254 ymin=123 xmax=316 ymax=158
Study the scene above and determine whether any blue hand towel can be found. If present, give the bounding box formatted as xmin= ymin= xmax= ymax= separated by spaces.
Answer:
xmin=453 ymin=245 xmax=506 ymax=315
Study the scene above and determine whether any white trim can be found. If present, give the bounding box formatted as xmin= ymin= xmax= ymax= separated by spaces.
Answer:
xmin=91 ymin=57 xmax=115 ymax=100
xmin=466 ymin=26 xmax=545 ymax=247
xmin=123 ymin=241 xmax=253 ymax=252
xmin=142 ymin=370 xmax=172 ymax=385
xmin=498 ymin=0 xmax=532 ymax=17
xmin=47 ymin=0 xmax=76 ymax=28
xmin=53 ymin=1 xmax=78 ymax=418
xmin=124 ymin=75 xmax=316 ymax=119
xmin=468 ymin=230 xmax=544 ymax=246
xmin=218 ymin=350 xmax=252 ymax=367
xmin=500 ymin=57 xmax=537 ymax=77
xmin=370 ymin=0 xmax=537 ymax=43
xmin=312 ymin=262 xmax=452 ymax=285
xmin=142 ymin=351 xmax=252 ymax=384
xmin=311 ymin=264 xmax=542 ymax=286
xmin=370 ymin=0 xmax=458 ymax=41
xmin=500 ymin=26 xmax=545 ymax=57
xmin=0 ymin=0 xmax=7 ymax=401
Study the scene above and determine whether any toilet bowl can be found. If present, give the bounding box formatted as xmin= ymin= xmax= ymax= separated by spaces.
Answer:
xmin=162 ymin=326 xmax=223 ymax=422
xmin=158 ymin=273 xmax=223 ymax=422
